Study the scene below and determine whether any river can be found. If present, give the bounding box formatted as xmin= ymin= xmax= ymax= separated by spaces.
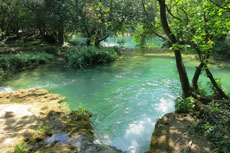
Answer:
xmin=1 ymin=49 xmax=230 ymax=153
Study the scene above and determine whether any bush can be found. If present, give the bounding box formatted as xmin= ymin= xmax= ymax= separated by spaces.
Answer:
xmin=195 ymin=100 xmax=230 ymax=152
xmin=0 ymin=68 xmax=4 ymax=76
xmin=117 ymin=39 xmax=126 ymax=48
xmin=34 ymin=125 xmax=50 ymax=137
xmin=0 ymin=52 xmax=54 ymax=76
xmin=64 ymin=46 xmax=119 ymax=68
xmin=45 ymin=46 xmax=60 ymax=55
xmin=14 ymin=143 xmax=27 ymax=153
xmin=175 ymin=97 xmax=195 ymax=113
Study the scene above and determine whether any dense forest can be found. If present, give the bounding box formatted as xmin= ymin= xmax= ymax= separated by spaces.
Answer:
xmin=0 ymin=0 xmax=230 ymax=153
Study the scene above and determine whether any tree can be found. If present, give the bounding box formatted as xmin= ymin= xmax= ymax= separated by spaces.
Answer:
xmin=0 ymin=0 xmax=78 ymax=45
xmin=155 ymin=0 xmax=230 ymax=100
xmin=76 ymin=0 xmax=137 ymax=47
xmin=133 ymin=0 xmax=166 ymax=48
xmin=23 ymin=0 xmax=78 ymax=45
xmin=157 ymin=0 xmax=191 ymax=97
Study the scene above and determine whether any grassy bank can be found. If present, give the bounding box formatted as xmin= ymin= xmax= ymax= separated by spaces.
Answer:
xmin=0 ymin=42 xmax=121 ymax=79
xmin=0 ymin=52 xmax=54 ymax=78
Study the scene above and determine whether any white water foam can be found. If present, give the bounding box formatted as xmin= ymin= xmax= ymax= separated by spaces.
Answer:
xmin=99 ymin=117 xmax=156 ymax=153
xmin=102 ymin=42 xmax=119 ymax=47
xmin=0 ymin=87 xmax=14 ymax=93
xmin=154 ymin=98 xmax=175 ymax=113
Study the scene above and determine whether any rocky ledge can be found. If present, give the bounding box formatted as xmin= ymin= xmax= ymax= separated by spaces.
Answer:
xmin=0 ymin=88 xmax=123 ymax=153
xmin=146 ymin=112 xmax=216 ymax=153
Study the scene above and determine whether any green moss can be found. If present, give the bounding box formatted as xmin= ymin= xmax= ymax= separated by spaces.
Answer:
xmin=0 ymin=89 xmax=68 ymax=105
xmin=34 ymin=125 xmax=51 ymax=137
xmin=14 ymin=143 xmax=27 ymax=153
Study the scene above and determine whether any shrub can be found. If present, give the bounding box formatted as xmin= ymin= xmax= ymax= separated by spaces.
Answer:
xmin=34 ymin=125 xmax=50 ymax=137
xmin=14 ymin=143 xmax=27 ymax=153
xmin=196 ymin=100 xmax=230 ymax=152
xmin=175 ymin=97 xmax=195 ymax=113
xmin=0 ymin=68 xmax=4 ymax=76
xmin=64 ymin=46 xmax=118 ymax=68
xmin=45 ymin=46 xmax=59 ymax=55
xmin=0 ymin=52 xmax=54 ymax=76
xmin=117 ymin=39 xmax=126 ymax=48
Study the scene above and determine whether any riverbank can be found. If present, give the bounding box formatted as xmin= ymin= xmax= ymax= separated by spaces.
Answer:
xmin=0 ymin=41 xmax=120 ymax=81
xmin=1 ymin=47 xmax=230 ymax=152
xmin=146 ymin=98 xmax=230 ymax=153
xmin=1 ymin=45 xmax=230 ymax=82
xmin=146 ymin=112 xmax=216 ymax=153
xmin=142 ymin=48 xmax=230 ymax=68
xmin=0 ymin=88 xmax=123 ymax=153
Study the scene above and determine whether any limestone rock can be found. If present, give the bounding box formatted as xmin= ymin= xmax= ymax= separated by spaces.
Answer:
xmin=146 ymin=112 xmax=217 ymax=153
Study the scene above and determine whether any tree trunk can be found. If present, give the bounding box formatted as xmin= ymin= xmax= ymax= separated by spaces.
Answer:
xmin=95 ymin=39 xmax=100 ymax=48
xmin=58 ymin=26 xmax=64 ymax=46
xmin=205 ymin=66 xmax=228 ymax=99
xmin=94 ymin=34 xmax=100 ymax=47
xmin=86 ymin=37 xmax=91 ymax=46
xmin=192 ymin=62 xmax=204 ymax=90
xmin=157 ymin=0 xmax=191 ymax=97
xmin=193 ymin=44 xmax=228 ymax=99
xmin=37 ymin=19 xmax=46 ymax=41
xmin=94 ymin=34 xmax=109 ymax=48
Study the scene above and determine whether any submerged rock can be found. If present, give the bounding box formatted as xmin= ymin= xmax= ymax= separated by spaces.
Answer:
xmin=79 ymin=143 xmax=125 ymax=153
xmin=45 ymin=132 xmax=70 ymax=145
xmin=27 ymin=108 xmax=124 ymax=153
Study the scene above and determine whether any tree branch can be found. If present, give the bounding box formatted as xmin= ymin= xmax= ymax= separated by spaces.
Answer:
xmin=208 ymin=0 xmax=230 ymax=11
xmin=166 ymin=5 xmax=182 ymax=21
xmin=192 ymin=62 xmax=204 ymax=90
xmin=141 ymin=0 xmax=167 ymax=41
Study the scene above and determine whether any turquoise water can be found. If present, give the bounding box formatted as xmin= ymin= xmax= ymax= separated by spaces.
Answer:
xmin=1 ymin=49 xmax=230 ymax=152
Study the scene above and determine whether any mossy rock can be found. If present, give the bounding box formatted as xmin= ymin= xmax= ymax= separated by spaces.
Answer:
xmin=0 ymin=88 xmax=66 ymax=104
xmin=0 ymin=92 xmax=14 ymax=99
xmin=0 ymin=98 xmax=9 ymax=103
xmin=35 ymin=144 xmax=78 ymax=153
xmin=79 ymin=143 xmax=124 ymax=153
